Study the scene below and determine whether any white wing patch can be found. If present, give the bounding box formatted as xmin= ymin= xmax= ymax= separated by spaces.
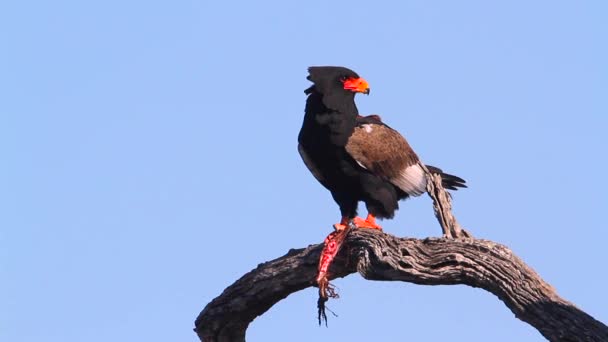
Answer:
xmin=355 ymin=160 xmax=368 ymax=170
xmin=362 ymin=124 xmax=373 ymax=133
xmin=390 ymin=163 xmax=427 ymax=196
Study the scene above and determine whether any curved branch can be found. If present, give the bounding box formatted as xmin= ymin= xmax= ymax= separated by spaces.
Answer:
xmin=194 ymin=229 xmax=608 ymax=342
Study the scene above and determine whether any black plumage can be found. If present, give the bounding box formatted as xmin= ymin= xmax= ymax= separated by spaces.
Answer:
xmin=298 ymin=66 xmax=466 ymax=229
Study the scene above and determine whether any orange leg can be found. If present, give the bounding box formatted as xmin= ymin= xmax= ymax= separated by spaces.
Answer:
xmin=353 ymin=214 xmax=382 ymax=230
xmin=332 ymin=216 xmax=352 ymax=231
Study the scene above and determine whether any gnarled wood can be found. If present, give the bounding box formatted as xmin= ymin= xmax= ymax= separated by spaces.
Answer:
xmin=194 ymin=229 xmax=608 ymax=341
xmin=422 ymin=164 xmax=471 ymax=238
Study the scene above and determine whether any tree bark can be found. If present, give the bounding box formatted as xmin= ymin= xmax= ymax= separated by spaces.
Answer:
xmin=194 ymin=229 xmax=608 ymax=342
xmin=195 ymin=176 xmax=605 ymax=341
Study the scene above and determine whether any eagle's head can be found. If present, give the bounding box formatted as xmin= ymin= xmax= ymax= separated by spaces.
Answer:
xmin=305 ymin=66 xmax=370 ymax=96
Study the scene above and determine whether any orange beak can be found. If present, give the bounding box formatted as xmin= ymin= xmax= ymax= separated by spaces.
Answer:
xmin=343 ymin=77 xmax=370 ymax=94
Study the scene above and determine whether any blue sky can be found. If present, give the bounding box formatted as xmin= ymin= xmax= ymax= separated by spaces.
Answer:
xmin=1 ymin=1 xmax=606 ymax=341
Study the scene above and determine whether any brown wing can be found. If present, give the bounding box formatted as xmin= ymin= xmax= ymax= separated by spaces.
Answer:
xmin=345 ymin=123 xmax=428 ymax=196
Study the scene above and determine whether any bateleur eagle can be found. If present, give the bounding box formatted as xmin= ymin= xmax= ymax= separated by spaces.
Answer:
xmin=298 ymin=66 xmax=466 ymax=231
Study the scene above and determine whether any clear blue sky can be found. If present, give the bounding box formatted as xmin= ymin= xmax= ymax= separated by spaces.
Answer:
xmin=2 ymin=1 xmax=606 ymax=341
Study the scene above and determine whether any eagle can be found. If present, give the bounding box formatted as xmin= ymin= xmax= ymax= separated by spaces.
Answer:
xmin=298 ymin=66 xmax=466 ymax=231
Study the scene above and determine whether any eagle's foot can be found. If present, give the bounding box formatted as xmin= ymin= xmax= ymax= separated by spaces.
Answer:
xmin=332 ymin=217 xmax=357 ymax=231
xmin=332 ymin=223 xmax=348 ymax=231
xmin=353 ymin=214 xmax=382 ymax=230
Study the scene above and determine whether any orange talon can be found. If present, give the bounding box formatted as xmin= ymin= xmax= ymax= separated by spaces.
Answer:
xmin=352 ymin=216 xmax=367 ymax=227
xmin=332 ymin=216 xmax=350 ymax=231
xmin=353 ymin=214 xmax=382 ymax=230
xmin=332 ymin=223 xmax=348 ymax=231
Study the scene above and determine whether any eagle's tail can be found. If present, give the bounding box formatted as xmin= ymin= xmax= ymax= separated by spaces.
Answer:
xmin=426 ymin=165 xmax=467 ymax=191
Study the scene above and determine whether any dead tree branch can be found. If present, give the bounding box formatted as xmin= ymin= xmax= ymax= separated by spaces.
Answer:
xmin=422 ymin=163 xmax=471 ymax=238
xmin=194 ymin=229 xmax=608 ymax=341
xmin=195 ymin=169 xmax=604 ymax=341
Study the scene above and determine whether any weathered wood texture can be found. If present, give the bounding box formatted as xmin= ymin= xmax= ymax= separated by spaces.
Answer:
xmin=195 ymin=172 xmax=605 ymax=341
xmin=194 ymin=229 xmax=608 ymax=341
xmin=423 ymin=167 xmax=471 ymax=239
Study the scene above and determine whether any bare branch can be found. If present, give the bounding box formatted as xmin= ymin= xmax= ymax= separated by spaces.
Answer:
xmin=422 ymin=163 xmax=471 ymax=238
xmin=194 ymin=229 xmax=608 ymax=341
